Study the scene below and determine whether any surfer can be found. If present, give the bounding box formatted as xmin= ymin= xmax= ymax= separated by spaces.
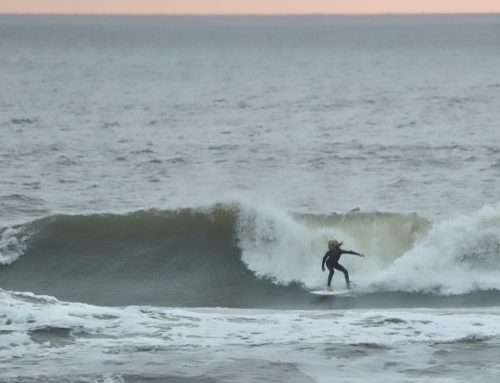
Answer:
xmin=322 ymin=240 xmax=364 ymax=291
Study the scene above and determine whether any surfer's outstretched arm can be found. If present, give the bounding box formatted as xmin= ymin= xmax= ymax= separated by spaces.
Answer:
xmin=342 ymin=250 xmax=365 ymax=257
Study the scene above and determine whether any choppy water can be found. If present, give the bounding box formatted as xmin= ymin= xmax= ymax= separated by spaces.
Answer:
xmin=1 ymin=14 xmax=500 ymax=383
xmin=2 ymin=14 xmax=500 ymax=223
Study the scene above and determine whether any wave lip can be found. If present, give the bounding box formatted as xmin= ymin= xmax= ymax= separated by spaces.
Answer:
xmin=0 ymin=227 xmax=29 ymax=265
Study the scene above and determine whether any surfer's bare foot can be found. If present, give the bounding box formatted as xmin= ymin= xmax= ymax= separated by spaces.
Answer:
xmin=326 ymin=286 xmax=333 ymax=291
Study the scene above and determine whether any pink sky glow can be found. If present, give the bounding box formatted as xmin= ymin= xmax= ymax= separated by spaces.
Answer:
xmin=2 ymin=0 xmax=500 ymax=15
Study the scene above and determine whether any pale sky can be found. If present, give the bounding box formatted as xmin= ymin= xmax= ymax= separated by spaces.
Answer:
xmin=2 ymin=0 xmax=500 ymax=15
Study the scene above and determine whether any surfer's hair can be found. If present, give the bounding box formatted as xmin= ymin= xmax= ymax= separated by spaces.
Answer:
xmin=328 ymin=240 xmax=342 ymax=248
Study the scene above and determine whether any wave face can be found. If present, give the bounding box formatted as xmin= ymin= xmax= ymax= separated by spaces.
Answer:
xmin=0 ymin=206 xmax=253 ymax=307
xmin=1 ymin=203 xmax=500 ymax=308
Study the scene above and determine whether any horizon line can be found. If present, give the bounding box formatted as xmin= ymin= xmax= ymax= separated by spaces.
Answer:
xmin=2 ymin=11 xmax=500 ymax=16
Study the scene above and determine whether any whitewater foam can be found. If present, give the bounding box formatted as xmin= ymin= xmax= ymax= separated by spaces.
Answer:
xmin=2 ymin=288 xmax=500 ymax=383
xmin=236 ymin=203 xmax=429 ymax=289
xmin=236 ymin=203 xmax=500 ymax=296
xmin=0 ymin=226 xmax=29 ymax=265
xmin=370 ymin=204 xmax=500 ymax=295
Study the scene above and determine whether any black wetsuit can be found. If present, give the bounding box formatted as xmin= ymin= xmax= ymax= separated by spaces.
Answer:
xmin=322 ymin=248 xmax=361 ymax=287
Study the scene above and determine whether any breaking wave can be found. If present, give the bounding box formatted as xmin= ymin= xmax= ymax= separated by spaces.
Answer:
xmin=1 ymin=202 xmax=500 ymax=307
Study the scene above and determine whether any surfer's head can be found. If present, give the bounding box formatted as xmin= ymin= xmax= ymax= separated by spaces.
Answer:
xmin=328 ymin=240 xmax=342 ymax=249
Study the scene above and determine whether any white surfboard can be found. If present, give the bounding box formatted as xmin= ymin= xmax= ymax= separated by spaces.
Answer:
xmin=310 ymin=289 xmax=352 ymax=296
xmin=310 ymin=289 xmax=337 ymax=296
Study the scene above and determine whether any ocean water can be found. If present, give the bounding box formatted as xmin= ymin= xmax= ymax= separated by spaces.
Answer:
xmin=1 ymin=14 xmax=500 ymax=382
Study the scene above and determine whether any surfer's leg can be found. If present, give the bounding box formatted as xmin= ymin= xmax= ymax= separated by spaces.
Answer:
xmin=334 ymin=264 xmax=350 ymax=286
xmin=327 ymin=265 xmax=334 ymax=287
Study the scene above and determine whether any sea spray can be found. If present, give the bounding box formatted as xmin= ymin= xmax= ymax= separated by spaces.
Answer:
xmin=0 ymin=227 xmax=29 ymax=265
xmin=371 ymin=205 xmax=500 ymax=294
xmin=235 ymin=203 xmax=429 ymax=288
